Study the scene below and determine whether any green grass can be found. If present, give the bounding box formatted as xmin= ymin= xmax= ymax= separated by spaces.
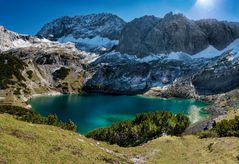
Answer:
xmin=1 ymin=113 xmax=239 ymax=163
xmin=0 ymin=105 xmax=77 ymax=132
xmin=0 ymin=114 xmax=128 ymax=163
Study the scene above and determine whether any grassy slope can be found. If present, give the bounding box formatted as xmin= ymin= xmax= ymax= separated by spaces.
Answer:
xmin=0 ymin=114 xmax=128 ymax=163
xmin=0 ymin=114 xmax=239 ymax=164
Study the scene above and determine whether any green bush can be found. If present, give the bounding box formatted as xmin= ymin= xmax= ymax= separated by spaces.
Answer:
xmin=52 ymin=67 xmax=70 ymax=80
xmin=213 ymin=116 xmax=239 ymax=137
xmin=0 ymin=105 xmax=77 ymax=132
xmin=198 ymin=130 xmax=219 ymax=139
xmin=86 ymin=111 xmax=190 ymax=147
xmin=26 ymin=70 xmax=33 ymax=79
xmin=46 ymin=114 xmax=58 ymax=126
xmin=59 ymin=120 xmax=77 ymax=132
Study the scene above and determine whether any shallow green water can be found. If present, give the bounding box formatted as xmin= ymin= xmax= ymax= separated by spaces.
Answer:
xmin=29 ymin=94 xmax=209 ymax=134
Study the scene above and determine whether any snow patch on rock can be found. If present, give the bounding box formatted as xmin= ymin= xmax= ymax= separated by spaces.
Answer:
xmin=132 ymin=38 xmax=239 ymax=62
xmin=58 ymin=35 xmax=119 ymax=48
xmin=12 ymin=39 xmax=32 ymax=48
xmin=192 ymin=38 xmax=239 ymax=59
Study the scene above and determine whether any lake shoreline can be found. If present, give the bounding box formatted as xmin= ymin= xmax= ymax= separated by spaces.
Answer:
xmin=24 ymin=91 xmax=63 ymax=109
xmin=29 ymin=92 xmax=209 ymax=133
xmin=14 ymin=86 xmax=237 ymax=134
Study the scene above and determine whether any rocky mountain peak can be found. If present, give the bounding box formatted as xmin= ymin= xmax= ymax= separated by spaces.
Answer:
xmin=37 ymin=13 xmax=126 ymax=41
xmin=163 ymin=12 xmax=185 ymax=20
xmin=0 ymin=26 xmax=6 ymax=32
xmin=115 ymin=15 xmax=161 ymax=56
xmin=0 ymin=26 xmax=91 ymax=61
xmin=117 ymin=12 xmax=208 ymax=57
xmin=195 ymin=19 xmax=239 ymax=50
xmin=117 ymin=13 xmax=239 ymax=57
xmin=34 ymin=12 xmax=239 ymax=58
xmin=0 ymin=26 xmax=28 ymax=51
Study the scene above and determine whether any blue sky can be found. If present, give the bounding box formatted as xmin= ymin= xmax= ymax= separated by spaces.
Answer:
xmin=0 ymin=0 xmax=238 ymax=34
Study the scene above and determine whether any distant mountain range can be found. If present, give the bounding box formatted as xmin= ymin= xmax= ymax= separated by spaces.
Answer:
xmin=37 ymin=12 xmax=239 ymax=57
xmin=0 ymin=12 xmax=239 ymax=102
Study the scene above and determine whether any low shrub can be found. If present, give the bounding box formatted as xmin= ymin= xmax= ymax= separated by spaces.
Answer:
xmin=52 ymin=67 xmax=70 ymax=80
xmin=86 ymin=111 xmax=190 ymax=147
xmin=198 ymin=130 xmax=219 ymax=139
xmin=213 ymin=116 xmax=239 ymax=137
xmin=26 ymin=70 xmax=33 ymax=79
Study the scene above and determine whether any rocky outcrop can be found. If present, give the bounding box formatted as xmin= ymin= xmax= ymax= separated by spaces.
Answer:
xmin=36 ymin=12 xmax=239 ymax=58
xmin=192 ymin=50 xmax=239 ymax=95
xmin=1 ymin=45 xmax=86 ymax=88
xmin=0 ymin=26 xmax=95 ymax=105
xmin=196 ymin=19 xmax=239 ymax=50
xmin=117 ymin=12 xmax=239 ymax=57
xmin=0 ymin=25 xmax=33 ymax=52
xmin=116 ymin=16 xmax=162 ymax=57
xmin=37 ymin=13 xmax=126 ymax=41
xmin=83 ymin=54 xmax=202 ymax=94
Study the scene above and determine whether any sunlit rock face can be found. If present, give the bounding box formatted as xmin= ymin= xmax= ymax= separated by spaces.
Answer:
xmin=37 ymin=13 xmax=126 ymax=41
xmin=37 ymin=13 xmax=126 ymax=54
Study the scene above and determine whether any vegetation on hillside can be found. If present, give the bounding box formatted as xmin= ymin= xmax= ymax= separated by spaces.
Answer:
xmin=213 ymin=116 xmax=239 ymax=137
xmin=0 ymin=54 xmax=26 ymax=89
xmin=1 ymin=114 xmax=239 ymax=163
xmin=52 ymin=67 xmax=70 ymax=80
xmin=26 ymin=70 xmax=33 ymax=79
xmin=86 ymin=111 xmax=190 ymax=147
xmin=198 ymin=114 xmax=239 ymax=139
xmin=0 ymin=114 xmax=128 ymax=163
xmin=0 ymin=105 xmax=77 ymax=132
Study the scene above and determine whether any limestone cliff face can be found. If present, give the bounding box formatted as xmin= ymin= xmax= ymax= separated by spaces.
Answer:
xmin=37 ymin=13 xmax=126 ymax=41
xmin=192 ymin=50 xmax=239 ymax=95
xmin=36 ymin=12 xmax=239 ymax=58
xmin=83 ymin=58 xmax=199 ymax=94
xmin=117 ymin=12 xmax=239 ymax=57
xmin=196 ymin=19 xmax=239 ymax=50
xmin=116 ymin=16 xmax=162 ymax=57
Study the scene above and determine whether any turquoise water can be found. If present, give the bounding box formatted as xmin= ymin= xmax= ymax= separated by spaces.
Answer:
xmin=29 ymin=94 xmax=209 ymax=134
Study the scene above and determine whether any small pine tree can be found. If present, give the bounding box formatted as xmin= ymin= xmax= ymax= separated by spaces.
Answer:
xmin=47 ymin=114 xmax=58 ymax=126
xmin=65 ymin=120 xmax=77 ymax=132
